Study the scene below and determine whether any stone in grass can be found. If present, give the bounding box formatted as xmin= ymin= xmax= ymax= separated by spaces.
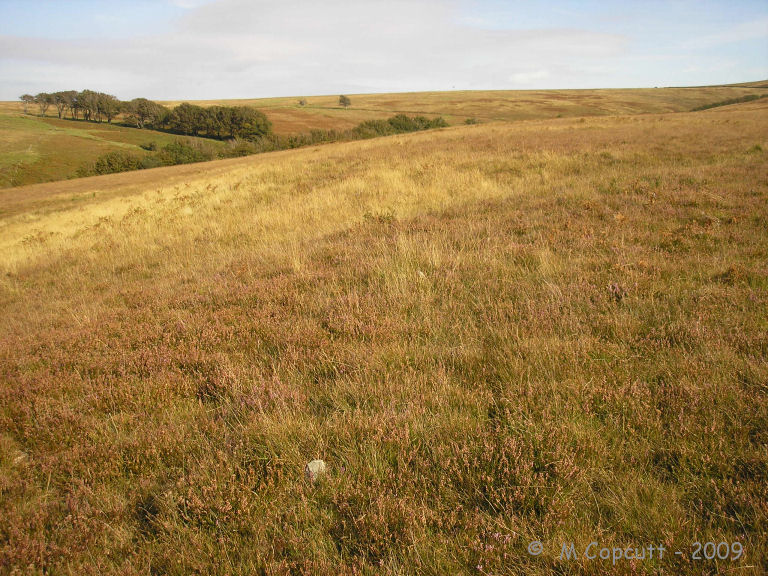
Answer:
xmin=305 ymin=459 xmax=327 ymax=482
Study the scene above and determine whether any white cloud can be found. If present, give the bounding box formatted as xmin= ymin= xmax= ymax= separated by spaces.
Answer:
xmin=0 ymin=0 xmax=631 ymax=99
xmin=510 ymin=69 xmax=550 ymax=84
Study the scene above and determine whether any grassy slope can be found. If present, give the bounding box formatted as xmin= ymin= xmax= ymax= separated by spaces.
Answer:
xmin=166 ymin=83 xmax=768 ymax=132
xmin=0 ymin=102 xmax=224 ymax=189
xmin=1 ymin=101 xmax=767 ymax=575
xmin=2 ymin=83 xmax=765 ymax=189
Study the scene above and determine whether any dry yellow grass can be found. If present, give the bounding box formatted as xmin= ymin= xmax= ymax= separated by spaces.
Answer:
xmin=164 ymin=83 xmax=768 ymax=133
xmin=3 ymin=83 xmax=765 ymax=189
xmin=1 ymin=100 xmax=767 ymax=574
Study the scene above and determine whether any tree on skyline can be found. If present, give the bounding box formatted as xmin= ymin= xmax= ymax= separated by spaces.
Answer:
xmin=339 ymin=94 xmax=351 ymax=108
xmin=78 ymin=90 xmax=98 ymax=121
xmin=56 ymin=90 xmax=78 ymax=120
xmin=98 ymin=93 xmax=121 ymax=123
xmin=19 ymin=86 xmax=274 ymax=143
xmin=55 ymin=91 xmax=78 ymax=119
xmin=34 ymin=93 xmax=52 ymax=116
xmin=19 ymin=94 xmax=34 ymax=114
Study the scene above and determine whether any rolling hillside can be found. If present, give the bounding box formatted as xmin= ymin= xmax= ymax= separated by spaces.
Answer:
xmin=165 ymin=82 xmax=768 ymax=132
xmin=0 ymin=101 xmax=225 ymax=189
xmin=1 ymin=82 xmax=766 ymax=188
xmin=1 ymin=99 xmax=766 ymax=574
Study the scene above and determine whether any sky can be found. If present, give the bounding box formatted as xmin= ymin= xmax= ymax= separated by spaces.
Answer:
xmin=0 ymin=0 xmax=766 ymax=100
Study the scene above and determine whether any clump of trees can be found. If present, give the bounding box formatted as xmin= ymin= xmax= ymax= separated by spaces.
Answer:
xmin=165 ymin=103 xmax=271 ymax=139
xmin=76 ymin=113 xmax=449 ymax=179
xmin=339 ymin=95 xmax=351 ymax=108
xmin=18 ymin=90 xmax=273 ymax=141
xmin=123 ymin=98 xmax=167 ymax=129
xmin=351 ymin=114 xmax=447 ymax=138
xmin=23 ymin=90 xmax=123 ymax=122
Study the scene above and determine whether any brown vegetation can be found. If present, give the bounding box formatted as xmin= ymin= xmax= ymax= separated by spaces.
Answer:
xmin=164 ymin=83 xmax=768 ymax=130
xmin=1 ymin=100 xmax=767 ymax=574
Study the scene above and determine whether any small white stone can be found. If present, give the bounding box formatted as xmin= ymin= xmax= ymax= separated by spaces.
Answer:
xmin=305 ymin=459 xmax=327 ymax=482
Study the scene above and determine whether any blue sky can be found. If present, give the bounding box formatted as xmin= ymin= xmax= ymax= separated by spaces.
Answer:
xmin=0 ymin=0 xmax=766 ymax=100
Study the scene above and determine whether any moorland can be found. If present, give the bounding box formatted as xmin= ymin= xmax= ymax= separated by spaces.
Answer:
xmin=0 ymin=85 xmax=767 ymax=575
xmin=2 ymin=81 xmax=766 ymax=187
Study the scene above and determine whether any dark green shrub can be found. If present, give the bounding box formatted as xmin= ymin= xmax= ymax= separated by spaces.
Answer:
xmin=139 ymin=155 xmax=163 ymax=169
xmin=353 ymin=115 xmax=447 ymax=139
xmin=692 ymin=94 xmax=767 ymax=111
xmin=90 ymin=151 xmax=144 ymax=175
xmin=353 ymin=119 xmax=394 ymax=139
xmin=156 ymin=140 xmax=215 ymax=165
xmin=428 ymin=116 xmax=448 ymax=128
xmin=218 ymin=139 xmax=258 ymax=158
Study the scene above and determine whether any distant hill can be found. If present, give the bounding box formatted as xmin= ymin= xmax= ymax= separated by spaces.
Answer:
xmin=163 ymin=82 xmax=768 ymax=133
xmin=2 ymin=82 xmax=766 ymax=188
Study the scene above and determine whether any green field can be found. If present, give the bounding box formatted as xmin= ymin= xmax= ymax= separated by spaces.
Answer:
xmin=0 ymin=104 xmax=225 ymax=188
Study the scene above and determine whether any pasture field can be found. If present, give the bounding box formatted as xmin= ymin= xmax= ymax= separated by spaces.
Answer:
xmin=0 ymin=99 xmax=767 ymax=574
xmin=2 ymin=82 xmax=766 ymax=188
xmin=0 ymin=102 xmax=225 ymax=189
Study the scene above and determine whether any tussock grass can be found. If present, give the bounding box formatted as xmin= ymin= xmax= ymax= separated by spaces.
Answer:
xmin=1 ymin=102 xmax=767 ymax=574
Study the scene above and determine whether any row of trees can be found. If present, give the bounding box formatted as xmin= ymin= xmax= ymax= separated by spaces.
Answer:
xmin=19 ymin=90 xmax=272 ymax=140
xmin=21 ymin=91 xmax=123 ymax=123
xmin=109 ymin=98 xmax=271 ymax=140
xmin=79 ymin=114 xmax=450 ymax=178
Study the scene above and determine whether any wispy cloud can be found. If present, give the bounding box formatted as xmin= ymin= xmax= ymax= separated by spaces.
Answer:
xmin=0 ymin=0 xmax=764 ymax=100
